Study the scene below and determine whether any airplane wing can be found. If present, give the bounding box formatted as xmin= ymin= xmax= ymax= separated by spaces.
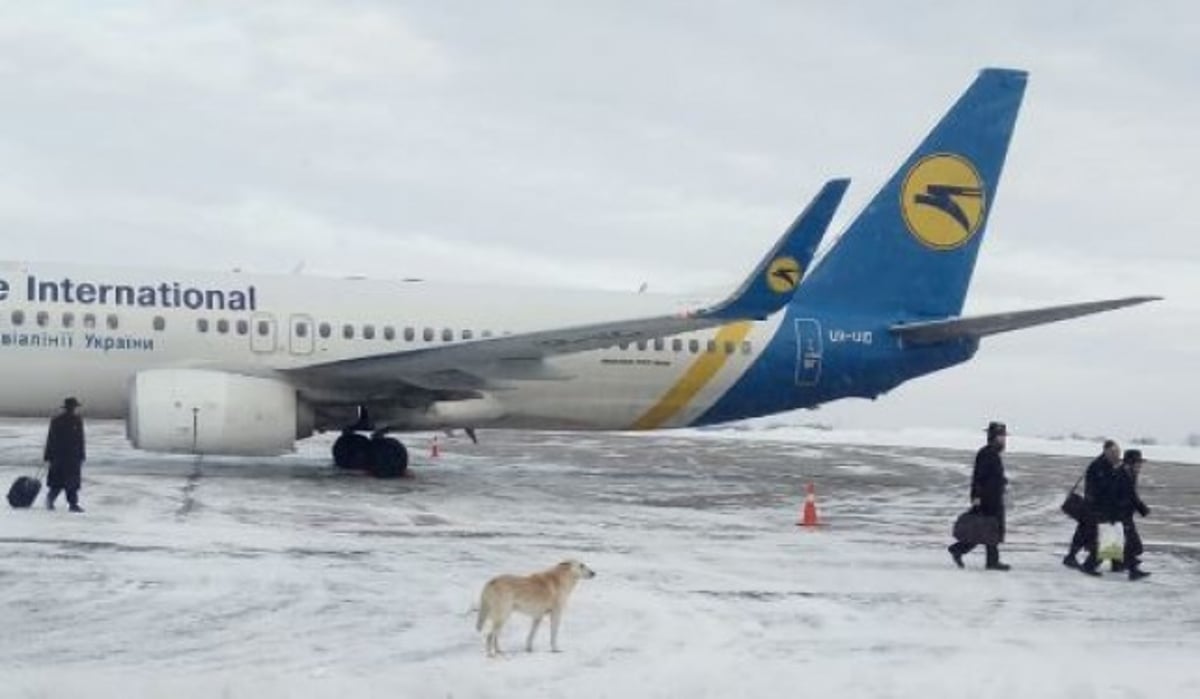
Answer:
xmin=287 ymin=179 xmax=849 ymax=391
xmin=889 ymin=296 xmax=1162 ymax=346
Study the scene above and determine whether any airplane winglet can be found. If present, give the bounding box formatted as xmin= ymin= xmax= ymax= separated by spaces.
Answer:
xmin=287 ymin=180 xmax=850 ymax=388
xmin=703 ymin=178 xmax=849 ymax=320
xmin=889 ymin=296 xmax=1163 ymax=345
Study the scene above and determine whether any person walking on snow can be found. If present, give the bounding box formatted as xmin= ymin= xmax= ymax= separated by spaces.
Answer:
xmin=948 ymin=421 xmax=1011 ymax=571
xmin=44 ymin=397 xmax=86 ymax=513
xmin=1063 ymin=440 xmax=1120 ymax=576
xmin=1113 ymin=449 xmax=1151 ymax=580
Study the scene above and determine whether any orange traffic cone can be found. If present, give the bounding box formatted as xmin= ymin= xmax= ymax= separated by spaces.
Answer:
xmin=797 ymin=482 xmax=820 ymax=527
xmin=430 ymin=435 xmax=440 ymax=458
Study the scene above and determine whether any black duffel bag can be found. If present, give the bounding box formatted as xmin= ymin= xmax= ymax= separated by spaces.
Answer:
xmin=952 ymin=507 xmax=1001 ymax=546
xmin=1060 ymin=471 xmax=1087 ymax=521
xmin=1061 ymin=491 xmax=1087 ymax=521
xmin=7 ymin=475 xmax=42 ymax=509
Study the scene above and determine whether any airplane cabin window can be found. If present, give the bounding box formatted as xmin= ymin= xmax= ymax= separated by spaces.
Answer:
xmin=217 ymin=319 xmax=230 ymax=334
xmin=197 ymin=318 xmax=209 ymax=333
xmin=404 ymin=327 xmax=415 ymax=342
xmin=688 ymin=339 xmax=700 ymax=354
xmin=107 ymin=314 xmax=119 ymax=330
xmin=672 ymin=338 xmax=682 ymax=352
xmin=637 ymin=340 xmax=647 ymax=351
xmin=83 ymin=314 xmax=96 ymax=329
xmin=462 ymin=329 xmax=473 ymax=340
xmin=654 ymin=338 xmax=665 ymax=351
xmin=153 ymin=316 xmax=165 ymax=331
xmin=10 ymin=310 xmax=24 ymax=326
xmin=257 ymin=320 xmax=270 ymax=336
xmin=363 ymin=325 xmax=375 ymax=340
xmin=441 ymin=328 xmax=453 ymax=342
xmin=343 ymin=324 xmax=354 ymax=340
xmin=482 ymin=330 xmax=493 ymax=339
xmin=724 ymin=341 xmax=735 ymax=355
xmin=423 ymin=327 xmax=434 ymax=342
xmin=318 ymin=322 xmax=331 ymax=339
xmin=618 ymin=342 xmax=629 ymax=351
xmin=237 ymin=320 xmax=249 ymax=336
xmin=706 ymin=340 xmax=717 ymax=354
xmin=36 ymin=311 xmax=49 ymax=327
xmin=62 ymin=313 xmax=74 ymax=329
xmin=295 ymin=322 xmax=308 ymax=338
xmin=383 ymin=326 xmax=395 ymax=341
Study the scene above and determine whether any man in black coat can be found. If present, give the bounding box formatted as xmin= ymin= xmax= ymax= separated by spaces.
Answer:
xmin=1063 ymin=440 xmax=1120 ymax=575
xmin=44 ymin=396 xmax=86 ymax=513
xmin=1113 ymin=449 xmax=1151 ymax=580
xmin=948 ymin=421 xmax=1011 ymax=571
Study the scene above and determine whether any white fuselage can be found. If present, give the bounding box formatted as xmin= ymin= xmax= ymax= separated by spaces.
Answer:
xmin=0 ymin=261 xmax=784 ymax=434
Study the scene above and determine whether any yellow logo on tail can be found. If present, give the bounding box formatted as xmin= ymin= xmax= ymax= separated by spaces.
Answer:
xmin=765 ymin=256 xmax=802 ymax=294
xmin=900 ymin=154 xmax=986 ymax=250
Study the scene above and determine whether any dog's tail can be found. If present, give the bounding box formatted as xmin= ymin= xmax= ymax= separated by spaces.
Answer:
xmin=475 ymin=590 xmax=490 ymax=632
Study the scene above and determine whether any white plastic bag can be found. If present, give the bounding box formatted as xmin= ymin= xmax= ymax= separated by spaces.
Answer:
xmin=1098 ymin=522 xmax=1125 ymax=562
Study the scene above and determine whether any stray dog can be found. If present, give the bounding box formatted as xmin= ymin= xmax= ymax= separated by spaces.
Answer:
xmin=475 ymin=559 xmax=595 ymax=657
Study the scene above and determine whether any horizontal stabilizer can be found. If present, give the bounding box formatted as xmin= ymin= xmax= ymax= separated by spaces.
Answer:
xmin=890 ymin=296 xmax=1162 ymax=345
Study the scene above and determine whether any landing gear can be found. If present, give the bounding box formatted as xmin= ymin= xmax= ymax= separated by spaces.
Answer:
xmin=331 ymin=431 xmax=409 ymax=478
xmin=333 ymin=431 xmax=371 ymax=470
xmin=368 ymin=436 xmax=408 ymax=478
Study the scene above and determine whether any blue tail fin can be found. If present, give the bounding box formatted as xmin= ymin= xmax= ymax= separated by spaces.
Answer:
xmin=798 ymin=68 xmax=1028 ymax=319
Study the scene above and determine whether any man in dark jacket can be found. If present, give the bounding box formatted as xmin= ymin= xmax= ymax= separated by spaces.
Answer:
xmin=1063 ymin=440 xmax=1120 ymax=575
xmin=1113 ymin=449 xmax=1151 ymax=580
xmin=948 ymin=421 xmax=1011 ymax=571
xmin=44 ymin=397 xmax=86 ymax=513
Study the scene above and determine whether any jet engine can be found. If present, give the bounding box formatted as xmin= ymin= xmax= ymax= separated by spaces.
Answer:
xmin=127 ymin=369 xmax=313 ymax=456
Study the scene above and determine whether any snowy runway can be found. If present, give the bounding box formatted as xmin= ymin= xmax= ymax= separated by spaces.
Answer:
xmin=3 ymin=421 xmax=1199 ymax=698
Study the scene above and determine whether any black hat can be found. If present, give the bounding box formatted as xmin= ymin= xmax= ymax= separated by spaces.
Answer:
xmin=62 ymin=397 xmax=80 ymax=409
xmin=1123 ymin=449 xmax=1144 ymax=465
xmin=986 ymin=421 xmax=1007 ymax=437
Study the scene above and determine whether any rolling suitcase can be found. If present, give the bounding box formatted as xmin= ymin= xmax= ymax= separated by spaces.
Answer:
xmin=7 ymin=474 xmax=42 ymax=509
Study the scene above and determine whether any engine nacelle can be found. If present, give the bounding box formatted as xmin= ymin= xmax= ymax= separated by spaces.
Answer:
xmin=128 ymin=369 xmax=313 ymax=456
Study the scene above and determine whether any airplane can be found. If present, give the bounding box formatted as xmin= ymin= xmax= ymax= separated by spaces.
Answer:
xmin=0 ymin=68 xmax=1159 ymax=477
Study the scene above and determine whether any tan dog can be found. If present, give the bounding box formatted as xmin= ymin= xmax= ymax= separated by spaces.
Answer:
xmin=475 ymin=559 xmax=595 ymax=657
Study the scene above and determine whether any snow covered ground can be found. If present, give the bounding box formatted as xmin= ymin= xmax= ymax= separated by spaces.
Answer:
xmin=681 ymin=418 xmax=1200 ymax=465
xmin=2 ymin=420 xmax=1199 ymax=698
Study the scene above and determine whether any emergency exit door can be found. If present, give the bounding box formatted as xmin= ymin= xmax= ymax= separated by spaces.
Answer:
xmin=288 ymin=314 xmax=314 ymax=355
xmin=250 ymin=313 xmax=277 ymax=354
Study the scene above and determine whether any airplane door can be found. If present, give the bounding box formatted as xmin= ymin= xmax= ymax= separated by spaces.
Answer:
xmin=288 ymin=314 xmax=314 ymax=356
xmin=794 ymin=318 xmax=822 ymax=386
xmin=250 ymin=313 xmax=277 ymax=354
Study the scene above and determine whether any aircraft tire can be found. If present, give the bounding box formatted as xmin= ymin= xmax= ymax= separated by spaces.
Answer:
xmin=368 ymin=437 xmax=409 ymax=479
xmin=333 ymin=432 xmax=372 ymax=469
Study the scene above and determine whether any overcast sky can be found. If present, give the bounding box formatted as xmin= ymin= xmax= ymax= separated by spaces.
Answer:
xmin=1 ymin=2 xmax=1197 ymax=443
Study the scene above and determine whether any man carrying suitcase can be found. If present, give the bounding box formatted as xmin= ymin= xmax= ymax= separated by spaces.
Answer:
xmin=45 ymin=396 xmax=86 ymax=513
xmin=948 ymin=421 xmax=1012 ymax=571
